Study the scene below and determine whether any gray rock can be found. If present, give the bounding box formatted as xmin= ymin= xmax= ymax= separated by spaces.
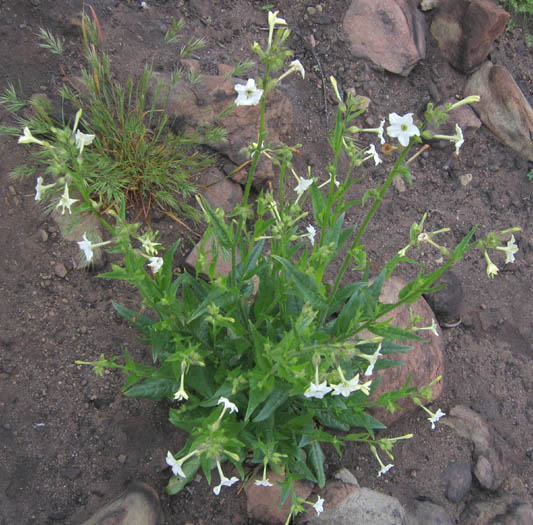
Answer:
xmin=460 ymin=495 xmax=533 ymax=525
xmin=343 ymin=0 xmax=425 ymax=76
xmin=442 ymin=461 xmax=472 ymax=502
xmin=196 ymin=167 xmax=243 ymax=214
xmin=424 ymin=271 xmax=463 ymax=324
xmin=442 ymin=405 xmax=508 ymax=491
xmin=430 ymin=0 xmax=510 ymax=74
xmin=464 ymin=61 xmax=533 ymax=161
xmin=300 ymin=486 xmax=407 ymax=525
xmin=405 ymin=499 xmax=453 ymax=525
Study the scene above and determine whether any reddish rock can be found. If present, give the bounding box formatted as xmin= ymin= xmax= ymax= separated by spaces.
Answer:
xmin=196 ymin=167 xmax=243 ymax=214
xmin=343 ymin=0 xmax=426 ymax=76
xmin=464 ymin=61 xmax=533 ymax=161
xmin=244 ymin=471 xmax=313 ymax=525
xmin=362 ymin=277 xmax=444 ymax=426
xmin=430 ymin=0 xmax=510 ymax=74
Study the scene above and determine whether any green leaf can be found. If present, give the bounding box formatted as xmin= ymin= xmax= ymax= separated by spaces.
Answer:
xmin=272 ymin=256 xmax=326 ymax=311
xmin=112 ymin=302 xmax=154 ymax=336
xmin=366 ymin=321 xmax=424 ymax=340
xmin=245 ymin=377 xmax=274 ymax=421
xmin=307 ymin=441 xmax=326 ymax=488
xmin=252 ymin=388 xmax=289 ymax=423
xmin=316 ymin=410 xmax=350 ymax=431
xmin=311 ymin=181 xmax=328 ymax=226
xmin=201 ymin=199 xmax=232 ymax=249
xmin=124 ymin=378 xmax=174 ymax=400
xmin=166 ymin=454 xmax=201 ymax=495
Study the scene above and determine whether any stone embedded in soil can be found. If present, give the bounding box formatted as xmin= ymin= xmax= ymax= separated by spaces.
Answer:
xmin=196 ymin=166 xmax=243 ymax=214
xmin=430 ymin=0 xmax=510 ymax=74
xmin=442 ymin=461 xmax=472 ymax=503
xmin=343 ymin=0 xmax=426 ymax=76
xmin=464 ymin=61 xmax=533 ymax=161
xmin=148 ymin=71 xmax=294 ymax=190
xmin=244 ymin=471 xmax=313 ymax=525
xmin=404 ymin=499 xmax=453 ymax=525
xmin=361 ymin=276 xmax=444 ymax=426
xmin=185 ymin=235 xmax=239 ymax=279
xmin=299 ymin=485 xmax=407 ymax=525
xmin=442 ymin=405 xmax=508 ymax=491
xmin=460 ymin=495 xmax=533 ymax=525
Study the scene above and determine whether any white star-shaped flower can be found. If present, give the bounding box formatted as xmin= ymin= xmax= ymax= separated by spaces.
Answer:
xmin=268 ymin=10 xmax=287 ymax=28
xmin=77 ymin=233 xmax=94 ymax=262
xmin=295 ymin=177 xmax=313 ymax=196
xmin=313 ymin=496 xmax=325 ymax=515
xmin=496 ymin=235 xmax=518 ymax=264
xmin=34 ymin=176 xmax=55 ymax=201
xmin=386 ymin=113 xmax=420 ymax=147
xmin=428 ymin=408 xmax=445 ymax=430
xmin=377 ymin=120 xmax=385 ymax=144
xmin=217 ymin=396 xmax=238 ymax=414
xmin=213 ymin=474 xmax=239 ymax=495
xmin=75 ymin=130 xmax=95 ymax=151
xmin=331 ymin=373 xmax=372 ymax=397
xmin=166 ymin=451 xmax=186 ymax=478
xmin=234 ymin=79 xmax=263 ymax=106
xmin=306 ymin=224 xmax=316 ymax=246
xmin=56 ymin=183 xmax=78 ymax=215
xmin=148 ymin=256 xmax=163 ymax=274
xmin=367 ymin=144 xmax=382 ymax=166
xmin=304 ymin=381 xmax=332 ymax=399
xmin=18 ymin=126 xmax=45 ymax=146
xmin=289 ymin=59 xmax=305 ymax=79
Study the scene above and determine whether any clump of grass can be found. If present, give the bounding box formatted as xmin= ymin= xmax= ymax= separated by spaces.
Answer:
xmin=1 ymin=9 xmax=226 ymax=222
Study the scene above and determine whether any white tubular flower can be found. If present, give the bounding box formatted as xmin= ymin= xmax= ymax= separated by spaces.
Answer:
xmin=18 ymin=126 xmax=45 ymax=146
xmin=454 ymin=124 xmax=464 ymax=155
xmin=304 ymin=381 xmax=332 ymax=399
xmin=34 ymin=176 xmax=55 ymax=201
xmin=496 ymin=235 xmax=518 ymax=264
xmin=331 ymin=372 xmax=372 ymax=397
xmin=306 ymin=224 xmax=316 ymax=246
xmin=213 ymin=460 xmax=239 ymax=495
xmin=77 ymin=233 xmax=94 ymax=262
xmin=484 ymin=251 xmax=499 ymax=278
xmin=268 ymin=10 xmax=287 ymax=28
xmin=386 ymin=113 xmax=420 ymax=147
xmin=234 ymin=79 xmax=263 ymax=106
xmin=56 ymin=183 xmax=79 ymax=215
xmin=367 ymin=144 xmax=382 ymax=166
xmin=313 ymin=496 xmax=325 ymax=516
xmin=428 ymin=408 xmax=446 ymax=430
xmin=217 ymin=396 xmax=238 ymax=414
xmin=377 ymin=120 xmax=385 ymax=144
xmin=148 ymin=256 xmax=164 ymax=274
xmin=166 ymin=451 xmax=186 ymax=478
xmin=360 ymin=343 xmax=383 ymax=377
xmin=75 ymin=129 xmax=95 ymax=152
xmin=290 ymin=59 xmax=305 ymax=79
xmin=378 ymin=463 xmax=394 ymax=477
xmin=255 ymin=478 xmax=273 ymax=487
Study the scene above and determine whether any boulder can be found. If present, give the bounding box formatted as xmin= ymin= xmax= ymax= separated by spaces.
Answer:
xmin=343 ymin=0 xmax=426 ymax=76
xmin=464 ymin=61 xmax=533 ymax=161
xmin=196 ymin=166 xmax=243 ymax=214
xmin=460 ymin=496 xmax=533 ymax=525
xmin=364 ymin=277 xmax=444 ymax=426
xmin=430 ymin=0 xmax=510 ymax=74
xmin=405 ymin=499 xmax=453 ymax=525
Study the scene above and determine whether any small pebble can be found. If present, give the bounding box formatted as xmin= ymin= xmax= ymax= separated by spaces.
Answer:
xmin=54 ymin=263 xmax=68 ymax=278
xmin=118 ymin=454 xmax=127 ymax=465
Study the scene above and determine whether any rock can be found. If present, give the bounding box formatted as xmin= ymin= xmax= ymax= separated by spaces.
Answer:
xmin=464 ymin=61 xmax=533 ymax=161
xmin=186 ymin=236 xmax=238 ymax=279
xmin=423 ymin=271 xmax=463 ymax=324
xmin=405 ymin=499 xmax=453 ymax=525
xmin=148 ymin=72 xmax=294 ymax=189
xmin=82 ymin=482 xmax=162 ymax=525
xmin=362 ymin=277 xmax=444 ymax=425
xmin=54 ymin=263 xmax=68 ymax=278
xmin=197 ymin=167 xmax=243 ymax=214
xmin=420 ymin=0 xmax=439 ymax=11
xmin=460 ymin=496 xmax=533 ymax=525
xmin=442 ymin=461 xmax=472 ymax=502
xmin=299 ymin=486 xmax=407 ymax=525
xmin=245 ymin=471 xmax=313 ymax=524
xmin=430 ymin=0 xmax=510 ymax=74
xmin=334 ymin=468 xmax=359 ymax=487
xmin=442 ymin=405 xmax=508 ymax=491
xmin=343 ymin=0 xmax=426 ymax=76
xmin=459 ymin=173 xmax=473 ymax=186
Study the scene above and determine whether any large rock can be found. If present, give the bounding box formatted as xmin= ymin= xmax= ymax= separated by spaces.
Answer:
xmin=343 ymin=0 xmax=426 ymax=76
xmin=244 ymin=471 xmax=313 ymax=524
xmin=365 ymin=277 xmax=444 ymax=426
xmin=464 ymin=61 xmax=533 ymax=161
xmin=430 ymin=0 xmax=510 ymax=74
xmin=196 ymin=166 xmax=243 ymax=214
xmin=405 ymin=499 xmax=453 ymax=525
xmin=149 ymin=71 xmax=294 ymax=189
xmin=460 ymin=496 xmax=533 ymax=525
xmin=442 ymin=405 xmax=508 ymax=491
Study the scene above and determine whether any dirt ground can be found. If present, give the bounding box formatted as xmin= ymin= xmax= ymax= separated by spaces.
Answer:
xmin=0 ymin=1 xmax=532 ymax=524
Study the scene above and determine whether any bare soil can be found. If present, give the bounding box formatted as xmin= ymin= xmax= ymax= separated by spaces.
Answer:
xmin=0 ymin=1 xmax=532 ymax=524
